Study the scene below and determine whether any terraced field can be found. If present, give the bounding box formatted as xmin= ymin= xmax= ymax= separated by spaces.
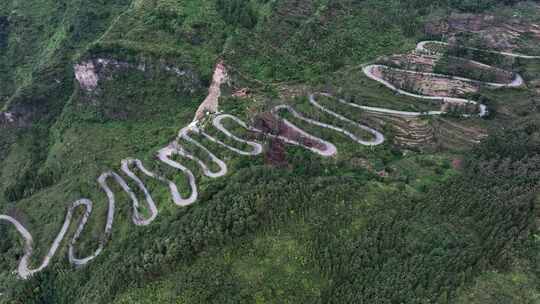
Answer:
xmin=2 ymin=36 xmax=540 ymax=281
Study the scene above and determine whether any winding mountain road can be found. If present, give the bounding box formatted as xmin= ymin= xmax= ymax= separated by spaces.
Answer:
xmin=362 ymin=41 xmax=538 ymax=118
xmin=417 ymin=40 xmax=540 ymax=60
xmin=1 ymin=41 xmax=538 ymax=280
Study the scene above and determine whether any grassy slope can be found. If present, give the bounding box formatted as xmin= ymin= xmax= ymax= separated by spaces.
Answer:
xmin=1 ymin=1 xmax=540 ymax=303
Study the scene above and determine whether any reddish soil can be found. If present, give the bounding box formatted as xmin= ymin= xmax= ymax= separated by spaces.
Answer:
xmin=452 ymin=158 xmax=463 ymax=170
xmin=254 ymin=112 xmax=327 ymax=150
xmin=265 ymin=138 xmax=288 ymax=167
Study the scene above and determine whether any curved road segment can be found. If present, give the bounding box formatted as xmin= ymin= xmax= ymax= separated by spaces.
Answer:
xmin=1 ymin=41 xmax=538 ymax=280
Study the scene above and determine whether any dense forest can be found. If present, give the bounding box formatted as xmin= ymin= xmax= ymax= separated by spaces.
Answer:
xmin=0 ymin=0 xmax=539 ymax=303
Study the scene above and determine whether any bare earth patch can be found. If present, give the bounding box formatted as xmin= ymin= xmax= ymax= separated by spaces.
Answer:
xmin=426 ymin=12 xmax=540 ymax=53
xmin=194 ymin=61 xmax=228 ymax=121
xmin=254 ymin=112 xmax=328 ymax=152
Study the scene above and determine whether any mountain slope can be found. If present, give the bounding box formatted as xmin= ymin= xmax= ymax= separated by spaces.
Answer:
xmin=1 ymin=1 xmax=540 ymax=303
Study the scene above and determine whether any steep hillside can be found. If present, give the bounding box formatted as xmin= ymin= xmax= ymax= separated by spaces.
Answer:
xmin=1 ymin=1 xmax=540 ymax=303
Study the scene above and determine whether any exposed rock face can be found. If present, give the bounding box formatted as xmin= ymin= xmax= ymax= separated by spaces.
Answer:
xmin=0 ymin=111 xmax=28 ymax=128
xmin=72 ymin=57 xmax=202 ymax=122
xmin=4 ymin=112 xmax=14 ymax=122
xmin=74 ymin=59 xmax=142 ymax=93
xmin=74 ymin=61 xmax=99 ymax=92
xmin=164 ymin=65 xmax=188 ymax=77
xmin=0 ymin=111 xmax=15 ymax=126
xmin=74 ymin=58 xmax=196 ymax=93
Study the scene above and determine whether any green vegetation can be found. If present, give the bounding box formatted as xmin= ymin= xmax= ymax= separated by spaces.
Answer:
xmin=1 ymin=0 xmax=540 ymax=303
